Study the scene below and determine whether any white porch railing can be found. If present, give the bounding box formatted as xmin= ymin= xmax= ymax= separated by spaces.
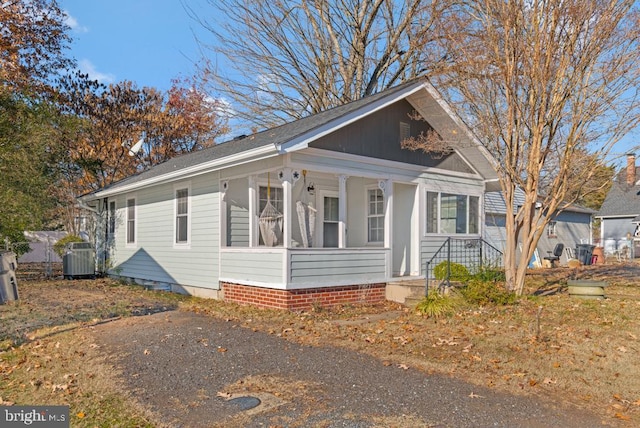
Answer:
xmin=220 ymin=247 xmax=390 ymax=289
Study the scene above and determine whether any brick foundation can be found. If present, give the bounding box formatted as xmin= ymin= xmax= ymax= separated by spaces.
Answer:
xmin=221 ymin=282 xmax=387 ymax=310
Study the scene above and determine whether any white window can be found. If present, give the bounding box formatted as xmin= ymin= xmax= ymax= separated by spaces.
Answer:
xmin=426 ymin=191 xmax=480 ymax=235
xmin=108 ymin=201 xmax=116 ymax=237
xmin=258 ymin=185 xmax=283 ymax=246
xmin=323 ymin=196 xmax=339 ymax=247
xmin=175 ymin=187 xmax=190 ymax=244
xmin=126 ymin=198 xmax=136 ymax=245
xmin=547 ymin=221 xmax=557 ymax=238
xmin=367 ymin=188 xmax=384 ymax=243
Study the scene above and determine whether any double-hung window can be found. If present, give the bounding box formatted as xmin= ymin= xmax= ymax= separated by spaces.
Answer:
xmin=175 ymin=187 xmax=190 ymax=245
xmin=367 ymin=188 xmax=384 ymax=243
xmin=426 ymin=191 xmax=479 ymax=235
xmin=108 ymin=201 xmax=116 ymax=238
xmin=126 ymin=198 xmax=136 ymax=245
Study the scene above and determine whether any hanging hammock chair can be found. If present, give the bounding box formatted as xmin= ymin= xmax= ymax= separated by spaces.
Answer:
xmin=296 ymin=171 xmax=316 ymax=248
xmin=259 ymin=173 xmax=283 ymax=247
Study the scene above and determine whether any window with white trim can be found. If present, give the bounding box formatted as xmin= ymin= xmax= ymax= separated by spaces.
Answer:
xmin=323 ymin=196 xmax=339 ymax=247
xmin=108 ymin=201 xmax=116 ymax=237
xmin=426 ymin=191 xmax=480 ymax=235
xmin=258 ymin=185 xmax=283 ymax=246
xmin=126 ymin=198 xmax=136 ymax=244
xmin=175 ymin=188 xmax=189 ymax=244
xmin=367 ymin=188 xmax=384 ymax=243
xmin=547 ymin=221 xmax=557 ymax=238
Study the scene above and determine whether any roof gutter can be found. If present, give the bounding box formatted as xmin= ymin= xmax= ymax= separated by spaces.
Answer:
xmin=82 ymin=144 xmax=278 ymax=201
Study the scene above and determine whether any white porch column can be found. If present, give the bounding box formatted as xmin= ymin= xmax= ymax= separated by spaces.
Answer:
xmin=338 ymin=175 xmax=348 ymax=248
xmin=248 ymin=176 xmax=257 ymax=247
xmin=381 ymin=179 xmax=393 ymax=277
xmin=220 ymin=180 xmax=229 ymax=247
xmin=280 ymin=168 xmax=293 ymax=247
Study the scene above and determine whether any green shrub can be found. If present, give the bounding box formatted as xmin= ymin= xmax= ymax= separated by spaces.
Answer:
xmin=433 ymin=261 xmax=470 ymax=281
xmin=53 ymin=234 xmax=84 ymax=258
xmin=471 ymin=267 xmax=505 ymax=282
xmin=459 ymin=279 xmax=517 ymax=306
xmin=415 ymin=291 xmax=460 ymax=318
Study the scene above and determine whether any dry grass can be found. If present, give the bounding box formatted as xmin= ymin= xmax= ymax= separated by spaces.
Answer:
xmin=1 ymin=262 xmax=640 ymax=426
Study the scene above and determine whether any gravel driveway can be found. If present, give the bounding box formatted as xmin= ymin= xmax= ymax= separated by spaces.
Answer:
xmin=92 ymin=310 xmax=605 ymax=427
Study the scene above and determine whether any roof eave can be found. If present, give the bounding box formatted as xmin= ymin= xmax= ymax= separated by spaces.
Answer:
xmin=82 ymin=144 xmax=278 ymax=201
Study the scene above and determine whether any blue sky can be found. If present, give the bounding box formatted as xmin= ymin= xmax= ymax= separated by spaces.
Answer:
xmin=60 ymin=0 xmax=209 ymax=91
xmin=58 ymin=1 xmax=637 ymax=162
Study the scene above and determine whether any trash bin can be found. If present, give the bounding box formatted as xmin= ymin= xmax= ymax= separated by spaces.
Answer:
xmin=576 ymin=244 xmax=596 ymax=265
xmin=0 ymin=251 xmax=18 ymax=303
xmin=0 ymin=270 xmax=19 ymax=303
xmin=0 ymin=251 xmax=17 ymax=272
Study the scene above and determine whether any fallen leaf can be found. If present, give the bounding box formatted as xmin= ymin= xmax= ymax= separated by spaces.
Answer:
xmin=469 ymin=392 xmax=483 ymax=398
xmin=529 ymin=379 xmax=538 ymax=387
xmin=217 ymin=347 xmax=227 ymax=353
xmin=76 ymin=412 xmax=85 ymax=419
xmin=614 ymin=413 xmax=631 ymax=421
xmin=617 ymin=346 xmax=628 ymax=353
xmin=398 ymin=364 xmax=409 ymax=370
xmin=382 ymin=361 xmax=392 ymax=367
xmin=543 ymin=377 xmax=556 ymax=385
xmin=216 ymin=391 xmax=231 ymax=399
xmin=613 ymin=394 xmax=623 ymax=401
xmin=143 ymin=349 xmax=150 ymax=355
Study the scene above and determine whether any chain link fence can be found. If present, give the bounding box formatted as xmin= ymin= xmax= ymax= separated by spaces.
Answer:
xmin=3 ymin=238 xmax=60 ymax=279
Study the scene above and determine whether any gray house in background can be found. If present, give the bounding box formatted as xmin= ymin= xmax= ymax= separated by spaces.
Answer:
xmin=595 ymin=154 xmax=640 ymax=257
xmin=79 ymin=80 xmax=499 ymax=309
xmin=484 ymin=190 xmax=593 ymax=266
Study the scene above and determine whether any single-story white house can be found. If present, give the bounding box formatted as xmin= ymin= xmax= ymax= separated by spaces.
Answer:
xmin=79 ymin=79 xmax=501 ymax=309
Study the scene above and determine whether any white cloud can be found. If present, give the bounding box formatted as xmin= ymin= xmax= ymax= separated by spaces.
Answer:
xmin=78 ymin=59 xmax=115 ymax=84
xmin=63 ymin=10 xmax=88 ymax=33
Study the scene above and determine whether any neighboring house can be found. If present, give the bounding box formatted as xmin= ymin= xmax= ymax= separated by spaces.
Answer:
xmin=484 ymin=190 xmax=593 ymax=266
xmin=595 ymin=153 xmax=640 ymax=257
xmin=79 ymin=80 xmax=499 ymax=309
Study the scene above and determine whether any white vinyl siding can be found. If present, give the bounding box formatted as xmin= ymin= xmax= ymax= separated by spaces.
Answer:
xmin=110 ymin=176 xmax=220 ymax=290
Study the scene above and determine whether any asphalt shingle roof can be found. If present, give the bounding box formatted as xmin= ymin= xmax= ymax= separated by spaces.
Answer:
xmin=89 ymin=80 xmax=424 ymax=196
xmin=596 ymin=181 xmax=640 ymax=217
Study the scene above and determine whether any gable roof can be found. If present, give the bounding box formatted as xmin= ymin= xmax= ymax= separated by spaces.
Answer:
xmin=596 ymin=181 xmax=640 ymax=218
xmin=85 ymin=79 xmax=498 ymax=200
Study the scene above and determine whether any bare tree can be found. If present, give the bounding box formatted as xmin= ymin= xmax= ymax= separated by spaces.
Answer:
xmin=188 ymin=0 xmax=446 ymax=129
xmin=422 ymin=0 xmax=640 ymax=294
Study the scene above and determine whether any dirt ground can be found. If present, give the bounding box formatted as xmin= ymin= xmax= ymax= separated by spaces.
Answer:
xmin=1 ymin=262 xmax=640 ymax=426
